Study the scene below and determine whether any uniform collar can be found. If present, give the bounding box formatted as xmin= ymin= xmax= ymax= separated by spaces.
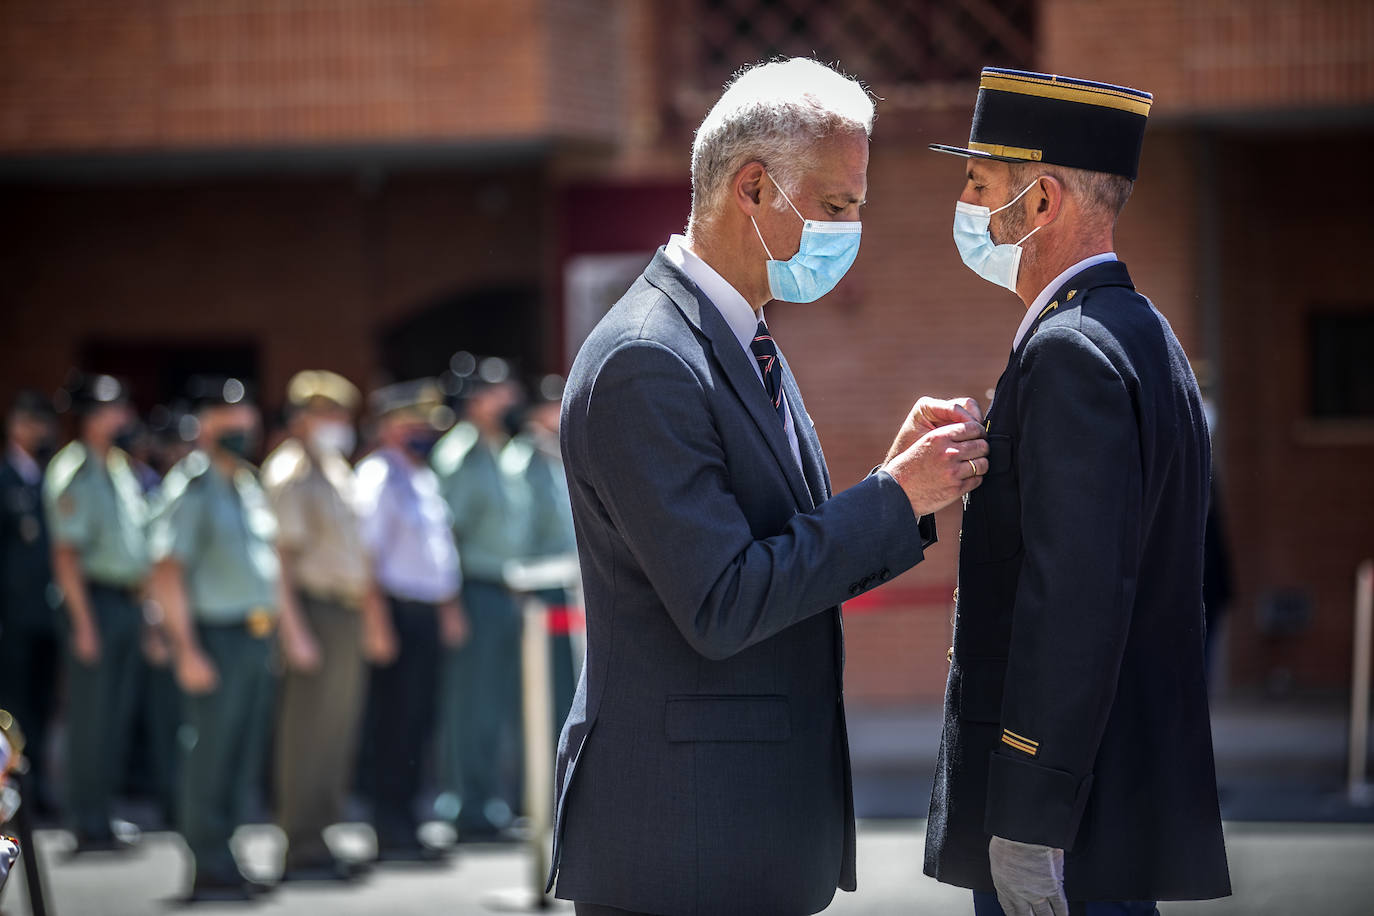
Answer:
xmin=1013 ymin=252 xmax=1117 ymax=351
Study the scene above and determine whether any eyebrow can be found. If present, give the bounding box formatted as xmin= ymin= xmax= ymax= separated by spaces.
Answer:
xmin=825 ymin=191 xmax=866 ymax=206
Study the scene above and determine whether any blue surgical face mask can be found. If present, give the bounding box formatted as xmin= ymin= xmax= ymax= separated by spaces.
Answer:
xmin=751 ymin=173 xmax=862 ymax=303
xmin=952 ymin=177 xmax=1044 ymax=292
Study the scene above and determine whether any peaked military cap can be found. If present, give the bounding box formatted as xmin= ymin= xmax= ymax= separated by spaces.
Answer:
xmin=61 ymin=372 xmax=130 ymax=415
xmin=930 ymin=67 xmax=1153 ymax=180
xmin=369 ymin=378 xmax=454 ymax=429
xmin=187 ymin=375 xmax=254 ymax=411
xmin=286 ymin=370 xmax=361 ymax=411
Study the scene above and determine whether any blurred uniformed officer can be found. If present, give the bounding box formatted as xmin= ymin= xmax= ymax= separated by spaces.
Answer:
xmin=262 ymin=370 xmax=396 ymax=881
xmin=355 ymin=380 xmax=466 ymax=861
xmin=431 ymin=356 xmax=526 ymax=839
xmin=501 ymin=375 xmax=582 ymax=735
xmin=0 ymin=391 xmax=60 ymax=815
xmin=42 ymin=374 xmax=149 ymax=851
xmin=149 ymin=377 xmax=284 ymax=901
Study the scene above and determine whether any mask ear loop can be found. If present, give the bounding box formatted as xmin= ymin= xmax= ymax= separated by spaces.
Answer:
xmin=992 ymin=176 xmax=1049 ymax=247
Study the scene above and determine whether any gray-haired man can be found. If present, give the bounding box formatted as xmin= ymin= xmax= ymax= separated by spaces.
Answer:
xmin=548 ymin=58 xmax=988 ymax=915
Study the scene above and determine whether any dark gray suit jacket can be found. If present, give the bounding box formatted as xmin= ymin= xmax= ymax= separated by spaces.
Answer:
xmin=549 ymin=250 xmax=934 ymax=915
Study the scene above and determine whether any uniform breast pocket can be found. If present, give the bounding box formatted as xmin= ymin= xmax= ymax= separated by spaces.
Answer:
xmin=967 ymin=434 xmax=1022 ymax=563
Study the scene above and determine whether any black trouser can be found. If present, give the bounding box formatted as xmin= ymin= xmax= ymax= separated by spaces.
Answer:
xmin=179 ymin=621 xmax=275 ymax=881
xmin=362 ymin=596 xmax=440 ymax=850
xmin=65 ymin=583 xmax=141 ymax=839
xmin=441 ymin=579 xmax=521 ymax=831
xmin=0 ymin=617 xmax=60 ymax=811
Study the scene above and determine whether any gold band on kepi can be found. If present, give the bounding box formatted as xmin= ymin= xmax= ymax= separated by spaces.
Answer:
xmin=930 ymin=67 xmax=1153 ymax=180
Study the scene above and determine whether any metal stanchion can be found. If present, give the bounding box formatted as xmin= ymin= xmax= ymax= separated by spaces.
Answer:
xmin=1349 ymin=559 xmax=1373 ymax=806
xmin=485 ymin=557 xmax=580 ymax=912
xmin=13 ymin=764 xmax=52 ymax=916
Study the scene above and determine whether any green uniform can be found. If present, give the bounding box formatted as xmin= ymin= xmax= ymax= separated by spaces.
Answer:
xmin=502 ymin=430 xmax=582 ymax=741
xmin=431 ymin=421 xmax=527 ymax=834
xmin=149 ymin=450 xmax=278 ymax=883
xmin=42 ymin=442 xmax=150 ymax=841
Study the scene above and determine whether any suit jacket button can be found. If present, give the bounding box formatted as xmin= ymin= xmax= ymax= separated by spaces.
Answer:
xmin=879 ymin=568 xmax=891 ymax=581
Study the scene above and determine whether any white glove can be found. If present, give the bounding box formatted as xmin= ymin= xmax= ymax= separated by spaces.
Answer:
xmin=988 ymin=835 xmax=1069 ymax=916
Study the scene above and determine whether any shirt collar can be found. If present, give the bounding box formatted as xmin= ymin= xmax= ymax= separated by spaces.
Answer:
xmin=7 ymin=444 xmax=40 ymax=485
xmin=665 ymin=234 xmax=764 ymax=352
xmin=1013 ymin=251 xmax=1117 ymax=351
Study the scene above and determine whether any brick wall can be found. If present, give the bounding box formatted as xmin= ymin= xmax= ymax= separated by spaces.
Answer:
xmin=0 ymin=166 xmax=548 ymax=415
xmin=0 ymin=0 xmax=625 ymax=153
xmin=1040 ymin=0 xmax=1374 ymax=115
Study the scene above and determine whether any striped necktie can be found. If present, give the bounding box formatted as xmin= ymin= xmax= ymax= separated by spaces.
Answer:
xmin=750 ymin=320 xmax=787 ymax=427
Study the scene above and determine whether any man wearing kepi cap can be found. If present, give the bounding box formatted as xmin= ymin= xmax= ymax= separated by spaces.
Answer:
xmin=354 ymin=380 xmax=467 ymax=861
xmin=263 ymin=370 xmax=396 ymax=881
xmin=149 ymin=377 xmax=280 ymax=901
xmin=43 ymin=373 xmax=149 ymax=853
xmin=924 ymin=69 xmax=1230 ymax=915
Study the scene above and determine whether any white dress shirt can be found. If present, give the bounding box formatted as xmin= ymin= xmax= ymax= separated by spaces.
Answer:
xmin=1012 ymin=252 xmax=1118 ymax=352
xmin=354 ymin=447 xmax=461 ymax=604
xmin=664 ymin=235 xmax=804 ymax=471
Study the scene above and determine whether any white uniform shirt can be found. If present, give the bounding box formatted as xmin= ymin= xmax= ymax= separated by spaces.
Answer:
xmin=664 ymin=235 xmax=804 ymax=472
xmin=354 ymin=447 xmax=461 ymax=604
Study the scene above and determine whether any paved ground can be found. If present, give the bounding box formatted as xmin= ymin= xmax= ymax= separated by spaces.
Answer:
xmin=6 ymin=696 xmax=1372 ymax=914
xmin=4 ymin=820 xmax=1374 ymax=916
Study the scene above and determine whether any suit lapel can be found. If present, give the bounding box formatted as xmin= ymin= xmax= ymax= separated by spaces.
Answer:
xmin=644 ymin=251 xmax=814 ymax=511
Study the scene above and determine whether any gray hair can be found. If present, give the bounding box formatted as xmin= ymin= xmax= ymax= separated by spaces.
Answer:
xmin=1007 ymin=160 xmax=1135 ymax=228
xmin=689 ymin=58 xmax=874 ymax=228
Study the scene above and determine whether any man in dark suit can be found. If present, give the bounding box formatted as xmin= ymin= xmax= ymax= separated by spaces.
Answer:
xmin=550 ymin=58 xmax=989 ymax=916
xmin=0 ymin=391 xmax=60 ymax=815
xmin=923 ymin=69 xmax=1231 ymax=915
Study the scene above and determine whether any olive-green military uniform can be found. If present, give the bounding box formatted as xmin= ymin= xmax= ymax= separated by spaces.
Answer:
xmin=149 ymin=450 xmax=278 ymax=883
xmin=42 ymin=441 xmax=150 ymax=841
xmin=431 ymin=420 xmax=526 ymax=834
xmin=501 ymin=429 xmax=581 ymax=736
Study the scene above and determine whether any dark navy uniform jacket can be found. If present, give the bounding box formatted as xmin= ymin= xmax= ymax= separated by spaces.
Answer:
xmin=0 ymin=455 xmax=54 ymax=635
xmin=550 ymin=250 xmax=935 ymax=915
xmin=924 ymin=260 xmax=1231 ymax=902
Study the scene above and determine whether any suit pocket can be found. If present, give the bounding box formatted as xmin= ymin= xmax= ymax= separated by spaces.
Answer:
xmin=957 ymin=657 xmax=1007 ymax=724
xmin=968 ymin=434 xmax=1022 ymax=563
xmin=665 ymin=694 xmax=791 ymax=743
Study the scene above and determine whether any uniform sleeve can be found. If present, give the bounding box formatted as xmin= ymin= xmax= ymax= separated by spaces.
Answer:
xmin=148 ymin=480 xmax=203 ymax=565
xmin=575 ymin=339 xmax=927 ymax=661
xmin=984 ymin=326 xmax=1142 ymax=849
xmin=43 ymin=468 xmax=93 ymax=549
xmin=353 ymin=458 xmax=393 ymax=556
xmin=267 ymin=478 xmax=309 ymax=551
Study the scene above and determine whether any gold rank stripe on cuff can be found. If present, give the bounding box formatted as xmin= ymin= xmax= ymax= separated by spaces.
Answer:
xmin=1001 ymin=729 xmax=1040 ymax=757
xmin=979 ymin=73 xmax=1154 ymax=117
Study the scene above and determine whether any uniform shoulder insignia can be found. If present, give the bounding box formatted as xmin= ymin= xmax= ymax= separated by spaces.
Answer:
xmin=1066 ymin=289 xmax=1077 ymax=300
xmin=431 ymin=422 xmax=480 ymax=476
xmin=261 ymin=439 xmax=308 ymax=490
xmin=499 ymin=437 xmax=535 ymax=477
xmin=179 ymin=450 xmax=212 ymax=484
xmin=43 ymin=441 xmax=89 ymax=500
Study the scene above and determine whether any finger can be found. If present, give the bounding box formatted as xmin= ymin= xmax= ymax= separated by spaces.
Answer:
xmin=959 ymin=473 xmax=984 ymax=494
xmin=958 ymin=396 xmax=985 ymax=425
xmin=936 ymin=420 xmax=987 ymax=443
xmin=1049 ymin=891 xmax=1069 ymax=916
xmin=997 ymin=892 xmax=1033 ymax=916
xmin=946 ymin=437 xmax=990 ymax=460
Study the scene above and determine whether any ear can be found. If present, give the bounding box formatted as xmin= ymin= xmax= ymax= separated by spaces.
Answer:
xmin=732 ymin=161 xmax=768 ymax=216
xmin=1030 ymin=174 xmax=1064 ymax=229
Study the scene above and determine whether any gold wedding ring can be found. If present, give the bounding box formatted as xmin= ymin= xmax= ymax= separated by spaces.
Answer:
xmin=968 ymin=459 xmax=979 ymax=477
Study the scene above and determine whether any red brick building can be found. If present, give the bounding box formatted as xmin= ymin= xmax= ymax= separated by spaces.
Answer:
xmin=2 ymin=0 xmax=1372 ymax=703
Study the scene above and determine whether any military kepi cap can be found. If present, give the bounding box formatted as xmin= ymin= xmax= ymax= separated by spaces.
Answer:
xmin=930 ymin=68 xmax=1153 ymax=180
xmin=286 ymin=370 xmax=361 ymax=411
xmin=186 ymin=375 xmax=254 ymax=411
